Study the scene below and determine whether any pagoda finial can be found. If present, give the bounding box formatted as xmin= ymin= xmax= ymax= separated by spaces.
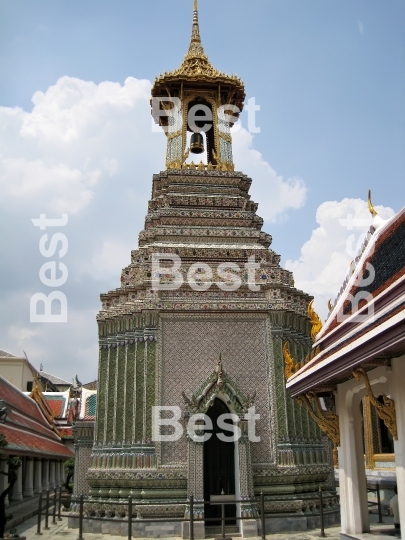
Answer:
xmin=190 ymin=0 xmax=201 ymax=44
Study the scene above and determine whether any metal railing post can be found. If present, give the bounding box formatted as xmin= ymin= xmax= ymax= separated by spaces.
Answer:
xmin=58 ymin=486 xmax=62 ymax=520
xmin=189 ymin=495 xmax=194 ymax=540
xmin=260 ymin=491 xmax=266 ymax=540
xmin=77 ymin=494 xmax=84 ymax=540
xmin=52 ymin=488 xmax=57 ymax=524
xmin=35 ymin=492 xmax=43 ymax=535
xmin=376 ymin=484 xmax=383 ymax=523
xmin=319 ymin=487 xmax=325 ymax=537
xmin=128 ymin=496 xmax=132 ymax=540
xmin=44 ymin=490 xmax=50 ymax=530
xmin=221 ymin=502 xmax=225 ymax=540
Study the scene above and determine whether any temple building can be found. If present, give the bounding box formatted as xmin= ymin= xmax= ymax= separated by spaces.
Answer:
xmin=286 ymin=200 xmax=405 ymax=539
xmin=0 ymin=375 xmax=74 ymax=531
xmin=77 ymin=2 xmax=340 ymax=537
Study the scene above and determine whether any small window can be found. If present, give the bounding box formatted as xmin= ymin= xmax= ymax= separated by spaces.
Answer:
xmin=26 ymin=381 xmax=33 ymax=392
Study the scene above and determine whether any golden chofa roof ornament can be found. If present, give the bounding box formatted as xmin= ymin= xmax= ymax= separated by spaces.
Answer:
xmin=368 ymin=189 xmax=378 ymax=217
xmin=151 ymin=0 xmax=245 ymax=117
xmin=308 ymin=300 xmax=323 ymax=342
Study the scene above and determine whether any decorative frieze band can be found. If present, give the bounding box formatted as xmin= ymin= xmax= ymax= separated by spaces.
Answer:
xmin=100 ymin=335 xmax=157 ymax=349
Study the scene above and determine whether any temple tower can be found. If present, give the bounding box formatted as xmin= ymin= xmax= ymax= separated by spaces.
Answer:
xmin=86 ymin=2 xmax=337 ymax=537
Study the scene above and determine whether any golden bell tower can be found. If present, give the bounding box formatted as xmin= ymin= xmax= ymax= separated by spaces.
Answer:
xmin=151 ymin=0 xmax=245 ymax=171
xmin=82 ymin=2 xmax=338 ymax=538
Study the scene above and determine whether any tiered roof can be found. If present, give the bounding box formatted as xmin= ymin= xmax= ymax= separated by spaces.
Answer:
xmin=98 ymin=169 xmax=312 ymax=319
xmin=42 ymin=390 xmax=70 ymax=418
xmin=0 ymin=376 xmax=73 ymax=458
xmin=286 ymin=206 xmax=405 ymax=397
xmin=151 ymin=0 xmax=245 ymax=121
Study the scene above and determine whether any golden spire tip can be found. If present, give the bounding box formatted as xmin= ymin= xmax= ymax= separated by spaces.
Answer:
xmin=368 ymin=189 xmax=378 ymax=217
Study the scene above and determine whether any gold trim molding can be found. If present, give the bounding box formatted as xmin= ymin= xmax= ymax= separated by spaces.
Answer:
xmin=297 ymin=391 xmax=340 ymax=466
xmin=353 ymin=367 xmax=397 ymax=440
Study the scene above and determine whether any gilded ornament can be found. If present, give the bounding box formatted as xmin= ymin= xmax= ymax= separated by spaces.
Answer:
xmin=308 ymin=300 xmax=322 ymax=342
xmin=297 ymin=391 xmax=340 ymax=452
xmin=368 ymin=189 xmax=378 ymax=217
xmin=215 ymin=354 xmax=224 ymax=388
xmin=353 ymin=367 xmax=397 ymax=440
xmin=283 ymin=342 xmax=296 ymax=380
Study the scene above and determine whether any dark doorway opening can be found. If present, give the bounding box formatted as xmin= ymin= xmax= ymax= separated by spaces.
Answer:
xmin=203 ymin=398 xmax=236 ymax=526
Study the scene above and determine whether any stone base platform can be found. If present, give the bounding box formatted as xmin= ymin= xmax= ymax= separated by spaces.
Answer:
xmin=259 ymin=507 xmax=340 ymax=535
xmin=68 ymin=516 xmax=182 ymax=538
xmin=68 ymin=507 xmax=340 ymax=538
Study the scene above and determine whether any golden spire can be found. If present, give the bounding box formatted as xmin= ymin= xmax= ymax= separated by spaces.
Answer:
xmin=151 ymin=0 xmax=245 ymax=110
xmin=187 ymin=0 xmax=204 ymax=58
xmin=368 ymin=189 xmax=378 ymax=217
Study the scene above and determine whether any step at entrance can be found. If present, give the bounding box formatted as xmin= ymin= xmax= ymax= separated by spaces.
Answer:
xmin=205 ymin=525 xmax=241 ymax=538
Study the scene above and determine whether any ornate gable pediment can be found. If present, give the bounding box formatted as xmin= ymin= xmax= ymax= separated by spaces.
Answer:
xmin=181 ymin=358 xmax=255 ymax=416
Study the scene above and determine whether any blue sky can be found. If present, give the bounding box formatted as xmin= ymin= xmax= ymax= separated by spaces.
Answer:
xmin=0 ymin=0 xmax=404 ymax=382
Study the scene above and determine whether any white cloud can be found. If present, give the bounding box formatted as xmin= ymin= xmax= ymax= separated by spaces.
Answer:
xmin=232 ymin=127 xmax=307 ymax=222
xmin=285 ymin=198 xmax=395 ymax=321
xmin=87 ymin=239 xmax=132 ymax=283
xmin=0 ymin=75 xmax=307 ymax=382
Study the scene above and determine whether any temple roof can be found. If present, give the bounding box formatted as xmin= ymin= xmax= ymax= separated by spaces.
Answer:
xmin=0 ymin=376 xmax=74 ymax=458
xmin=79 ymin=388 xmax=97 ymax=420
xmin=42 ymin=391 xmax=70 ymax=418
xmin=286 ymin=205 xmax=405 ymax=397
xmin=39 ymin=370 xmax=70 ymax=386
xmin=0 ymin=349 xmax=16 ymax=357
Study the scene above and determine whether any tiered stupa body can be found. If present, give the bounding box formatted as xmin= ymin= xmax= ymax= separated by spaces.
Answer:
xmin=86 ymin=3 xmax=336 ymax=536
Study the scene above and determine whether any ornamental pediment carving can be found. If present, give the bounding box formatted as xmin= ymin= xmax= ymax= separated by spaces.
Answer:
xmin=181 ymin=356 xmax=256 ymax=416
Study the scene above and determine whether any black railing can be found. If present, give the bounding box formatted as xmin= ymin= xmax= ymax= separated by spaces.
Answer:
xmin=35 ymin=488 xmax=335 ymax=540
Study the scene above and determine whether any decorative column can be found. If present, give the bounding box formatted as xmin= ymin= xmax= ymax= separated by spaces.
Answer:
xmin=14 ymin=463 xmax=23 ymax=501
xmin=73 ymin=420 xmax=95 ymax=497
xmin=55 ymin=460 xmax=60 ymax=487
xmin=238 ymin=418 xmax=258 ymax=537
xmin=60 ymin=461 xmax=65 ymax=488
xmin=0 ymin=460 xmax=9 ymax=506
xmin=183 ymin=428 xmax=205 ymax=539
xmin=49 ymin=460 xmax=56 ymax=489
xmin=390 ymin=357 xmax=405 ymax=528
xmin=363 ymin=396 xmax=375 ymax=469
xmin=336 ymin=379 xmax=369 ymax=536
xmin=42 ymin=459 xmax=50 ymax=491
xmin=23 ymin=457 xmax=34 ymax=497
xmin=34 ymin=459 xmax=43 ymax=494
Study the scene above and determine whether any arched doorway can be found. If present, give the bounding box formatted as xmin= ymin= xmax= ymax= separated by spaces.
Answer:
xmin=204 ymin=398 xmax=236 ymax=526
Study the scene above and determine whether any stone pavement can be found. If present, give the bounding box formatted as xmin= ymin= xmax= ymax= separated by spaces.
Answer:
xmin=9 ymin=513 xmax=399 ymax=540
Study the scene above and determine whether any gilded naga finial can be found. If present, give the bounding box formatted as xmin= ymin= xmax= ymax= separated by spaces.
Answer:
xmin=283 ymin=342 xmax=296 ymax=380
xmin=353 ymin=367 xmax=397 ymax=439
xmin=308 ymin=300 xmax=322 ymax=342
xmin=368 ymin=189 xmax=378 ymax=217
